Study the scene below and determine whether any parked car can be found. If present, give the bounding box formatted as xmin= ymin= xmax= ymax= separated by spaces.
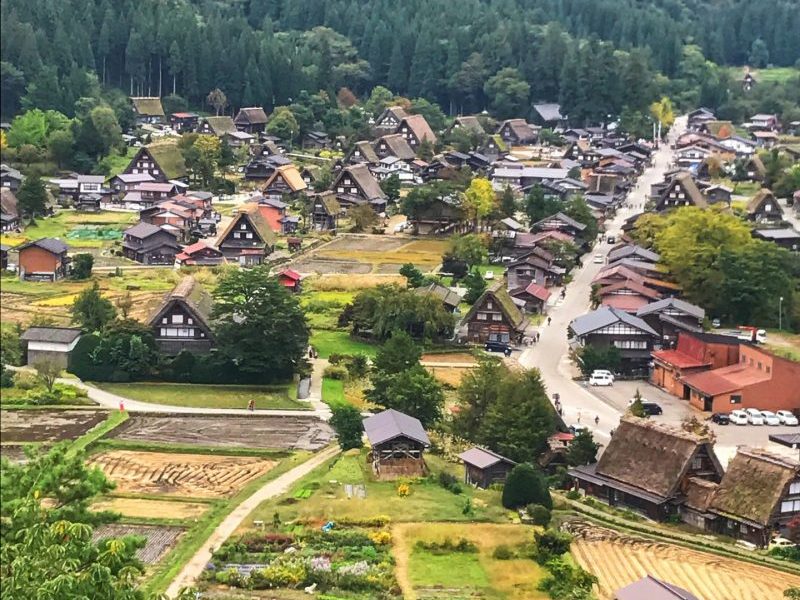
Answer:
xmin=591 ymin=369 xmax=615 ymax=382
xmin=770 ymin=536 xmax=797 ymax=549
xmin=484 ymin=270 xmax=495 ymax=280
xmin=589 ymin=373 xmax=613 ymax=386
xmin=709 ymin=412 xmax=730 ymax=425
xmin=711 ymin=318 xmax=721 ymax=328
xmin=569 ymin=423 xmax=588 ymax=434
xmin=760 ymin=410 xmax=781 ymax=426
xmin=641 ymin=402 xmax=663 ymax=416
xmin=606 ymin=235 xmax=616 ymax=244
xmin=484 ymin=341 xmax=512 ymax=356
xmin=777 ymin=410 xmax=799 ymax=426
xmin=745 ymin=408 xmax=765 ymax=425
xmin=593 ymin=253 xmax=604 ymax=264
xmin=729 ymin=409 xmax=749 ymax=425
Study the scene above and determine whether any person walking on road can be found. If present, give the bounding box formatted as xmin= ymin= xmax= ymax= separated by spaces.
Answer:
xmin=547 ymin=317 xmax=552 ymax=326
xmin=247 ymin=398 xmax=255 ymax=412
xmin=594 ymin=415 xmax=600 ymax=426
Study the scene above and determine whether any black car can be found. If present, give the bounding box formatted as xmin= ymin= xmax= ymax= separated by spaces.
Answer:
xmin=484 ymin=341 xmax=512 ymax=356
xmin=607 ymin=235 xmax=616 ymax=244
xmin=641 ymin=402 xmax=663 ymax=416
xmin=710 ymin=412 xmax=730 ymax=425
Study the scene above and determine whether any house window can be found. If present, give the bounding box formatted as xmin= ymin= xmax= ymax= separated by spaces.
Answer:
xmin=161 ymin=317 xmax=167 ymax=324
xmin=613 ymin=340 xmax=648 ymax=350
xmin=172 ymin=314 xmax=184 ymax=324
xmin=153 ymin=169 xmax=159 ymax=175
xmin=477 ymin=313 xmax=487 ymax=320
xmin=246 ymin=233 xmax=253 ymax=239
xmin=730 ymin=395 xmax=741 ymax=404
xmin=739 ymin=524 xmax=748 ymax=534
xmin=233 ymin=232 xmax=241 ymax=239
xmin=757 ymin=362 xmax=762 ymax=370
xmin=187 ymin=318 xmax=193 ymax=325
xmin=790 ymin=482 xmax=800 ymax=495
xmin=781 ymin=500 xmax=800 ymax=513
xmin=337 ymin=187 xmax=344 ymax=193
xmin=240 ymin=223 xmax=247 ymax=229
xmin=492 ymin=313 xmax=502 ymax=321
xmin=692 ymin=457 xmax=703 ymax=470
xmin=487 ymin=301 xmax=493 ymax=309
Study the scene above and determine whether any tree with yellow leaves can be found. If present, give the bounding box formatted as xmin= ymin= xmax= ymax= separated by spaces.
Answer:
xmin=649 ymin=97 xmax=675 ymax=141
xmin=462 ymin=177 xmax=496 ymax=231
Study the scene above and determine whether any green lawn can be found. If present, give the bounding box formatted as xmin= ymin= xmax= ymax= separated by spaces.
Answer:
xmin=100 ymin=146 xmax=138 ymax=177
xmin=409 ymin=549 xmax=489 ymax=588
xmin=321 ymin=377 xmax=346 ymax=408
xmin=726 ymin=66 xmax=799 ymax=84
xmin=93 ymin=382 xmax=310 ymax=410
xmin=310 ymin=330 xmax=378 ymax=358
xmin=244 ymin=451 xmax=509 ymax=527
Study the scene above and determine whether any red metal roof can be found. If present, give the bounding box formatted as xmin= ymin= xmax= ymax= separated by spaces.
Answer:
xmin=681 ymin=363 xmax=771 ymax=396
xmin=652 ymin=349 xmax=710 ymax=370
xmin=601 ymin=294 xmax=650 ymax=312
xmin=524 ymin=282 xmax=551 ymax=302
xmin=278 ymin=269 xmax=302 ymax=281
xmin=551 ymin=432 xmax=575 ymax=442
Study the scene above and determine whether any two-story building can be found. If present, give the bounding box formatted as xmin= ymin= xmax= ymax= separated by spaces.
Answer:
xmin=330 ymin=164 xmax=387 ymax=213
xmin=461 ymin=285 xmax=529 ymax=344
xmin=148 ymin=276 xmax=214 ymax=355
xmin=216 ymin=203 xmax=276 ymax=265
xmin=123 ymin=142 xmax=187 ymax=183
xmin=17 ymin=238 xmax=69 ymax=281
xmin=395 ymin=114 xmax=437 ymax=149
xmin=121 ymin=222 xmax=181 ymax=265
xmin=233 ymin=107 xmax=268 ymax=134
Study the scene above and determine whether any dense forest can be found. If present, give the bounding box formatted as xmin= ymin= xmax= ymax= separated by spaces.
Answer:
xmin=1 ymin=0 xmax=799 ymax=122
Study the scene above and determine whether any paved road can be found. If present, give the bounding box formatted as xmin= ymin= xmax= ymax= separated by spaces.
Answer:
xmin=165 ymin=444 xmax=340 ymax=597
xmin=517 ymin=117 xmax=688 ymax=445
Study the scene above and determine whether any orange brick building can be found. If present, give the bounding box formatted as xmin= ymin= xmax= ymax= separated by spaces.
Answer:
xmin=17 ymin=238 xmax=69 ymax=281
xmin=651 ymin=332 xmax=739 ymax=398
xmin=680 ymin=344 xmax=800 ymax=412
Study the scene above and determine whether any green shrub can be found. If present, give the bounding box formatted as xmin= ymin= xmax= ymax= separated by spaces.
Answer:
xmin=438 ymin=471 xmax=462 ymax=494
xmin=566 ymin=489 xmax=580 ymax=501
xmin=0 ymin=366 xmax=14 ymax=388
xmin=527 ymin=504 xmax=552 ymax=526
xmin=492 ymin=544 xmax=514 ymax=560
xmin=323 ymin=364 xmax=349 ymax=380
xmin=534 ymin=529 xmax=572 ymax=564
xmin=415 ymin=537 xmax=478 ymax=554
xmin=14 ymin=371 xmax=38 ymax=390
xmin=214 ymin=567 xmax=246 ymax=587
xmin=330 ymin=405 xmax=365 ymax=450
xmin=502 ymin=463 xmax=552 ymax=509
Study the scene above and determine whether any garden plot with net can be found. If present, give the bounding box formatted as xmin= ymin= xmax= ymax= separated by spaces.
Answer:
xmin=66 ymin=225 xmax=124 ymax=241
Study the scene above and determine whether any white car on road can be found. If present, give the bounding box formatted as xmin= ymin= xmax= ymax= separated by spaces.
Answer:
xmin=745 ymin=408 xmax=765 ymax=425
xmin=593 ymin=253 xmax=604 ymax=264
xmin=729 ymin=410 xmax=749 ymax=425
xmin=760 ymin=410 xmax=781 ymax=426
xmin=591 ymin=369 xmax=615 ymax=382
xmin=589 ymin=373 xmax=613 ymax=386
xmin=777 ymin=410 xmax=799 ymax=426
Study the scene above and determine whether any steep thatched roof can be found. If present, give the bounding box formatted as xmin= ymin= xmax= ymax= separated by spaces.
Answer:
xmin=218 ymin=203 xmax=277 ymax=247
xmin=148 ymin=275 xmax=214 ymax=333
xmin=746 ymin=188 xmax=780 ymax=215
xmin=131 ymin=97 xmax=165 ymax=117
xmin=709 ymin=448 xmax=799 ymax=526
xmin=146 ymin=140 xmax=187 ymax=180
xmin=684 ymin=476 xmax=719 ymax=512
xmin=462 ymin=283 xmax=528 ymax=332
xmin=595 ymin=416 xmax=719 ymax=500
xmin=203 ymin=116 xmax=237 ymax=136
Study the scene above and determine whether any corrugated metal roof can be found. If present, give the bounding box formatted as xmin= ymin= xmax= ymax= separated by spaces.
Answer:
xmin=363 ymin=409 xmax=430 ymax=446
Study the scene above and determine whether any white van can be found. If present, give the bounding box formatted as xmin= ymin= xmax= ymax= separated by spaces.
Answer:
xmin=592 ymin=369 xmax=615 ymax=382
xmin=744 ymin=408 xmax=765 ymax=425
xmin=589 ymin=373 xmax=613 ymax=386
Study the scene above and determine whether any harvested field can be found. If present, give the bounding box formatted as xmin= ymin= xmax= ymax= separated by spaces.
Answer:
xmin=89 ymin=450 xmax=277 ymax=498
xmin=568 ymin=522 xmax=800 ymax=600
xmin=421 ymin=352 xmax=477 ymax=365
xmin=424 ymin=366 xmax=469 ymax=387
xmin=110 ymin=415 xmax=333 ymax=450
xmin=290 ymin=235 xmax=448 ymax=275
xmin=92 ymin=524 xmax=184 ymax=564
xmin=0 ymin=409 xmax=108 ymax=443
xmin=92 ymin=497 xmax=210 ymax=520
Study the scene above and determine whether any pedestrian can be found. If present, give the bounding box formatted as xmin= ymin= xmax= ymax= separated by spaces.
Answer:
xmin=119 ymin=399 xmax=125 ymax=412
xmin=594 ymin=415 xmax=600 ymax=426
xmin=247 ymin=398 xmax=255 ymax=412
xmin=308 ymin=346 xmax=313 ymax=359
xmin=577 ymin=412 xmax=581 ymax=423
xmin=547 ymin=317 xmax=552 ymax=326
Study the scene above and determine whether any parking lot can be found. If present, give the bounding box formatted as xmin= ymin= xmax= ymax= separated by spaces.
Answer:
xmin=579 ymin=379 xmax=800 ymax=465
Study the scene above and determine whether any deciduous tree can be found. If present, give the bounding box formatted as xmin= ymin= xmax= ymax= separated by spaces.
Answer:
xmin=71 ymin=282 xmax=116 ymax=332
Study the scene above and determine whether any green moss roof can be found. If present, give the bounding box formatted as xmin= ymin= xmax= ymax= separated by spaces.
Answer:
xmin=147 ymin=140 xmax=187 ymax=180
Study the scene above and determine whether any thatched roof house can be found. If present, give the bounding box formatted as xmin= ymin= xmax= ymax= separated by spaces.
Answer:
xmin=149 ymin=275 xmax=215 ymax=354
xmin=569 ymin=416 xmax=723 ymax=521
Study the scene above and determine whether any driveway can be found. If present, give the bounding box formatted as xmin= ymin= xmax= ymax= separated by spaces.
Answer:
xmin=516 ymin=116 xmax=688 ymax=445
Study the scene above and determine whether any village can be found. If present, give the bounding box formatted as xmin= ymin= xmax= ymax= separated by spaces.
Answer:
xmin=2 ymin=39 xmax=800 ymax=600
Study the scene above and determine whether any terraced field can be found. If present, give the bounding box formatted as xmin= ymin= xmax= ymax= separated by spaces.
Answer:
xmin=89 ymin=450 xmax=277 ymax=498
xmin=570 ymin=523 xmax=800 ymax=600
xmin=92 ymin=524 xmax=184 ymax=564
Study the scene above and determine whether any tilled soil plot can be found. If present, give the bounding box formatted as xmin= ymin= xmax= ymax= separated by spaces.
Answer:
xmin=0 ymin=409 xmax=108 ymax=443
xmin=110 ymin=414 xmax=334 ymax=450
xmin=92 ymin=524 xmax=184 ymax=563
xmin=89 ymin=450 xmax=276 ymax=497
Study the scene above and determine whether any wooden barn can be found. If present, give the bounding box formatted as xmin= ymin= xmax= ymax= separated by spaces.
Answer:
xmin=363 ymin=409 xmax=430 ymax=478
xmin=458 ymin=447 xmax=516 ymax=489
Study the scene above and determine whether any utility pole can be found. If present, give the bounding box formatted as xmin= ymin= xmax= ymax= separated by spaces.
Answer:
xmin=779 ymin=296 xmax=784 ymax=331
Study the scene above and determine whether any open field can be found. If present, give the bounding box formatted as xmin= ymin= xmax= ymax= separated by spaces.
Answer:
xmin=290 ymin=235 xmax=448 ymax=275
xmin=91 ymin=497 xmax=210 ymax=520
xmin=725 ymin=66 xmax=799 ymax=84
xmin=0 ymin=409 xmax=108 ymax=443
xmin=0 ymin=209 xmax=138 ymax=251
xmin=242 ymin=451 xmax=508 ymax=529
xmin=570 ymin=523 xmax=800 ymax=600
xmin=110 ymin=415 xmax=334 ymax=451
xmin=309 ymin=330 xmax=378 ymax=358
xmin=396 ymin=522 xmax=548 ymax=600
xmin=89 ymin=450 xmax=277 ymax=498
xmin=0 ymin=268 xmax=191 ymax=324
xmin=92 ymin=524 xmax=185 ymax=564
xmin=94 ymin=382 xmax=308 ymax=410
xmin=421 ymin=351 xmax=478 ymax=386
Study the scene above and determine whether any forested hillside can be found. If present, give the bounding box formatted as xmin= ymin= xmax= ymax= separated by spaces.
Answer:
xmin=1 ymin=0 xmax=799 ymax=120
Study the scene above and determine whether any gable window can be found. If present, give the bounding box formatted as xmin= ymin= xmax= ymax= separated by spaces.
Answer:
xmin=233 ymin=232 xmax=241 ymax=239
xmin=781 ymin=500 xmax=800 ymax=513
xmin=240 ymin=223 xmax=247 ymax=229
xmin=477 ymin=313 xmax=487 ymax=320
xmin=492 ymin=313 xmax=502 ymax=321
xmin=790 ymin=482 xmax=800 ymax=495
xmin=246 ymin=233 xmax=253 ymax=239
xmin=171 ymin=314 xmax=184 ymax=324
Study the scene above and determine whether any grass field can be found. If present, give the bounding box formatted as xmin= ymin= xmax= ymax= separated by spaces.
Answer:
xmin=726 ymin=66 xmax=799 ymax=84
xmin=310 ymin=330 xmax=378 ymax=358
xmin=321 ymin=378 xmax=346 ymax=408
xmin=0 ymin=209 xmax=137 ymax=249
xmin=242 ymin=451 xmax=509 ymax=529
xmin=396 ymin=523 xmax=548 ymax=600
xmin=93 ymin=382 xmax=309 ymax=410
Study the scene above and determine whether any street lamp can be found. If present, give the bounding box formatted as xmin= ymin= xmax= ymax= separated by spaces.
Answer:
xmin=779 ymin=296 xmax=784 ymax=330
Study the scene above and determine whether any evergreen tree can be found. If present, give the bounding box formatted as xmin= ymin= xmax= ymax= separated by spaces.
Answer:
xmin=15 ymin=174 xmax=49 ymax=217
